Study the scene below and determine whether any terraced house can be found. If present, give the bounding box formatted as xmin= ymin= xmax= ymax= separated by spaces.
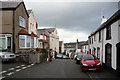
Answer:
xmin=27 ymin=9 xmax=38 ymax=50
xmin=88 ymin=9 xmax=120 ymax=74
xmin=0 ymin=1 xmax=31 ymax=53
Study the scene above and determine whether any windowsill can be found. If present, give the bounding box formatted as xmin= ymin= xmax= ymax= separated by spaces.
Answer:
xmin=19 ymin=47 xmax=31 ymax=49
xmin=106 ymin=37 xmax=111 ymax=40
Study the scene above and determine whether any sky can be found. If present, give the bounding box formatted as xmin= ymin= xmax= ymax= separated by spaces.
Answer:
xmin=24 ymin=0 xmax=119 ymax=43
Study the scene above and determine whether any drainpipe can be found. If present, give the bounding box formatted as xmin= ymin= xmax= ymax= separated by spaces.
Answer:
xmin=13 ymin=10 xmax=15 ymax=53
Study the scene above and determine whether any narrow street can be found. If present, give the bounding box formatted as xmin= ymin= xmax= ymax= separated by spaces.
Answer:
xmin=1 ymin=59 xmax=119 ymax=79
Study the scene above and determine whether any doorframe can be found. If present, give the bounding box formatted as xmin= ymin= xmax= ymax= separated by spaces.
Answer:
xmin=116 ymin=42 xmax=120 ymax=73
xmin=105 ymin=43 xmax=112 ymax=68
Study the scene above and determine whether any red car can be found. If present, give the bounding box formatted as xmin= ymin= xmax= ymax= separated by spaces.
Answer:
xmin=80 ymin=54 xmax=101 ymax=71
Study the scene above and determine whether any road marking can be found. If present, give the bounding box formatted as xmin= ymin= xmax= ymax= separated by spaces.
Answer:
xmin=87 ymin=72 xmax=94 ymax=80
xmin=15 ymin=66 xmax=20 ymax=68
xmin=6 ymin=72 xmax=14 ymax=76
xmin=8 ymin=68 xmax=15 ymax=71
xmin=16 ymin=69 xmax=21 ymax=72
xmin=21 ymin=65 xmax=25 ymax=67
xmin=31 ymin=64 xmax=34 ymax=66
xmin=22 ymin=67 xmax=27 ymax=70
xmin=2 ymin=71 xmax=7 ymax=74
xmin=27 ymin=65 xmax=31 ymax=68
xmin=0 ymin=76 xmax=5 ymax=79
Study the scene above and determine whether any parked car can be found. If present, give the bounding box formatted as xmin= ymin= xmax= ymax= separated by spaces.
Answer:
xmin=56 ymin=54 xmax=63 ymax=59
xmin=80 ymin=54 xmax=101 ymax=71
xmin=63 ymin=55 xmax=69 ymax=59
xmin=0 ymin=47 xmax=16 ymax=62
xmin=76 ymin=53 xmax=85 ymax=64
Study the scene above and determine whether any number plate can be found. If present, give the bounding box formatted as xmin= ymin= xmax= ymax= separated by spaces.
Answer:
xmin=89 ymin=68 xmax=96 ymax=70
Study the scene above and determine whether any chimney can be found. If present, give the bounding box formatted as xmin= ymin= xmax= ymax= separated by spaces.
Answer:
xmin=101 ymin=16 xmax=107 ymax=24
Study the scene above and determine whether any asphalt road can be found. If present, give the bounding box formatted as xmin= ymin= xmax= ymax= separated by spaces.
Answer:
xmin=1 ymin=59 xmax=120 ymax=79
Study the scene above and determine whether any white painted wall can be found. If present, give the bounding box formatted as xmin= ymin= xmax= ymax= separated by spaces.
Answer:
xmin=89 ymin=19 xmax=119 ymax=70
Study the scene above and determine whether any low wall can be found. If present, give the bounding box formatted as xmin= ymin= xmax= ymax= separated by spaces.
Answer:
xmin=16 ymin=53 xmax=47 ymax=64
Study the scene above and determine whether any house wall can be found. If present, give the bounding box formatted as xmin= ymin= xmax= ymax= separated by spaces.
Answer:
xmin=82 ymin=45 xmax=89 ymax=53
xmin=49 ymin=29 xmax=59 ymax=53
xmin=28 ymin=12 xmax=36 ymax=34
xmin=118 ymin=20 xmax=120 ymax=42
xmin=14 ymin=3 xmax=29 ymax=53
xmin=103 ymin=20 xmax=119 ymax=70
xmin=1 ymin=10 xmax=13 ymax=34
xmin=89 ymin=30 xmax=103 ymax=62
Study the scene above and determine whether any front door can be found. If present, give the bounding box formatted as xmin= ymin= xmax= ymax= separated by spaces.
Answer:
xmin=117 ymin=42 xmax=120 ymax=73
xmin=105 ymin=43 xmax=112 ymax=67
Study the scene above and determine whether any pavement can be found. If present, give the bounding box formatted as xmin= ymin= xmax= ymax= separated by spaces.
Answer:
xmin=0 ymin=59 xmax=120 ymax=79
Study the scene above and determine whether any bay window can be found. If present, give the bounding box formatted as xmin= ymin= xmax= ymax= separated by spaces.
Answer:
xmin=19 ymin=35 xmax=31 ymax=48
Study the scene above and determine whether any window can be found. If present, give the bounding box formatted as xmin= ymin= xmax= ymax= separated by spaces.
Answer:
xmin=106 ymin=26 xmax=111 ymax=40
xmin=31 ymin=37 xmax=34 ymax=48
xmin=19 ymin=35 xmax=26 ymax=48
xmin=19 ymin=16 xmax=26 ymax=27
xmin=0 ymin=37 xmax=6 ymax=49
xmin=27 ymin=36 xmax=31 ymax=48
xmin=99 ymin=30 xmax=101 ymax=41
xmin=92 ymin=37 xmax=93 ymax=44
xmin=19 ymin=35 xmax=31 ymax=48
xmin=94 ymin=34 xmax=96 ymax=41
xmin=40 ymin=35 xmax=43 ymax=39
xmin=30 ymin=23 xmax=33 ymax=32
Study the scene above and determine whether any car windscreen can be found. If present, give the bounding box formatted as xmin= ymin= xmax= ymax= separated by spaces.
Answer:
xmin=82 ymin=55 xmax=97 ymax=60
xmin=77 ymin=54 xmax=83 ymax=59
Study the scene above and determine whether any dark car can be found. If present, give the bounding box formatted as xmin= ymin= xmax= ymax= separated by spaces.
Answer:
xmin=80 ymin=54 xmax=101 ymax=71
xmin=76 ymin=53 xmax=85 ymax=64
xmin=56 ymin=54 xmax=63 ymax=59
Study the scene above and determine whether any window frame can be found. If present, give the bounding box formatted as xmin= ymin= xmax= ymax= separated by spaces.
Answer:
xmin=106 ymin=25 xmax=111 ymax=40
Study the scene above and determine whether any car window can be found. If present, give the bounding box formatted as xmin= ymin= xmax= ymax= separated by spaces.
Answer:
xmin=82 ymin=55 xmax=97 ymax=60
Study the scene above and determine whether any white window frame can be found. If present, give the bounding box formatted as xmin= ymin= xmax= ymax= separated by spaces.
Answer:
xmin=0 ymin=34 xmax=12 ymax=50
xmin=19 ymin=16 xmax=26 ymax=28
xmin=19 ymin=35 xmax=31 ymax=49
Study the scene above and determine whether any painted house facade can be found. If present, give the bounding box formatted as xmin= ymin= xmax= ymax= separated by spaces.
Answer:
xmin=88 ymin=10 xmax=120 ymax=74
xmin=59 ymin=41 xmax=64 ymax=53
xmin=37 ymin=29 xmax=49 ymax=49
xmin=37 ymin=28 xmax=59 ymax=53
xmin=0 ymin=1 xmax=31 ymax=53
xmin=27 ymin=10 xmax=38 ymax=49
xmin=81 ymin=41 xmax=89 ymax=54
xmin=47 ymin=28 xmax=59 ymax=53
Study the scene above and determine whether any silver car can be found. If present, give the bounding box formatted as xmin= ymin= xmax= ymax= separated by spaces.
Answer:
xmin=0 ymin=47 xmax=16 ymax=61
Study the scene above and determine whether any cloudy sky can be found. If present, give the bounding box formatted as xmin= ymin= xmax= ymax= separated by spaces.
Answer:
xmin=24 ymin=0 xmax=119 ymax=43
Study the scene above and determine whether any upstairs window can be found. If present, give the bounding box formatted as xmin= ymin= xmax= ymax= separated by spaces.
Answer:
xmin=94 ymin=34 xmax=96 ymax=41
xmin=106 ymin=26 xmax=111 ymax=40
xmin=19 ymin=16 xmax=26 ymax=27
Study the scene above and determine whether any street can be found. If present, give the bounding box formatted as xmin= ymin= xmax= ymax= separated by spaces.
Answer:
xmin=1 ymin=59 xmax=119 ymax=79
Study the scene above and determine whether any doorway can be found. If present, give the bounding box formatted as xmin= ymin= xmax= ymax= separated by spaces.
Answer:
xmin=105 ymin=43 xmax=112 ymax=67
xmin=116 ymin=42 xmax=120 ymax=73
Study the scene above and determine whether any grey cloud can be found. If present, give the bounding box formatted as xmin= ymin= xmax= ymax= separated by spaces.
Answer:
xmin=25 ymin=2 xmax=118 ymax=34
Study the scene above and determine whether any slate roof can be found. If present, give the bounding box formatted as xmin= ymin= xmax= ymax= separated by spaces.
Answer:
xmin=89 ymin=9 xmax=120 ymax=38
xmin=37 ymin=29 xmax=49 ymax=36
xmin=0 ymin=1 xmax=22 ymax=9
xmin=0 ymin=1 xmax=29 ymax=17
